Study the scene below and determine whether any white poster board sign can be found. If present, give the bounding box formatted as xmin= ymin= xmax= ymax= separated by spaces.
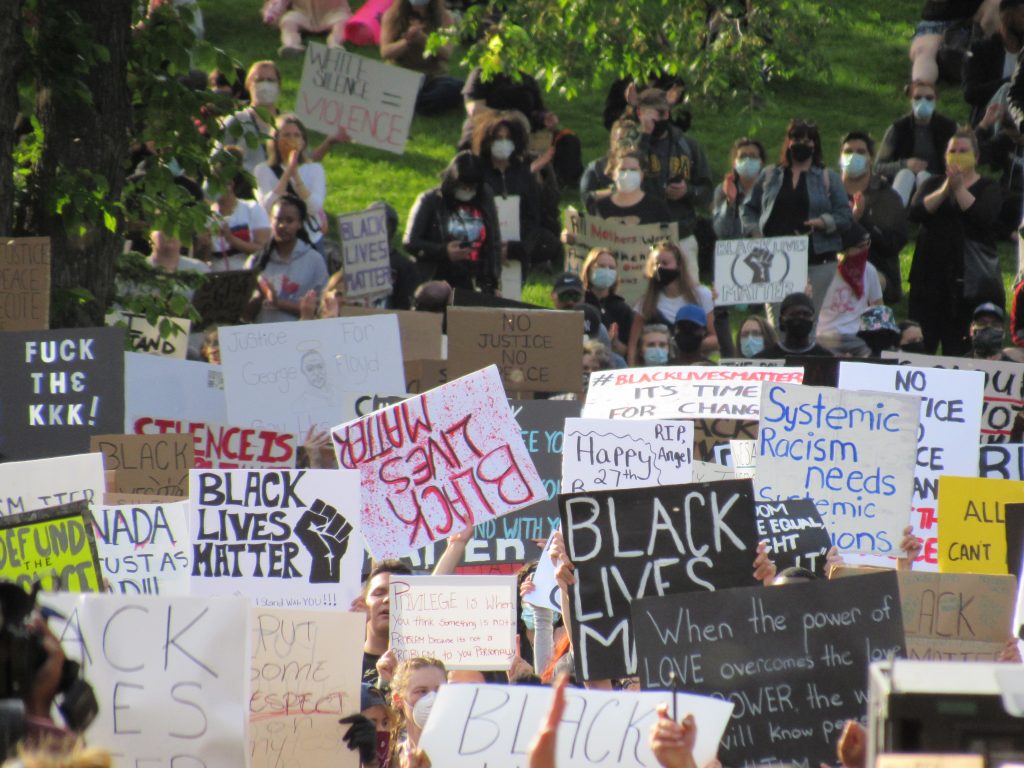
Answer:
xmin=582 ymin=366 xmax=804 ymax=420
xmin=839 ymin=363 xmax=985 ymax=570
xmin=756 ymin=382 xmax=920 ymax=557
xmin=107 ymin=311 xmax=192 ymax=359
xmin=419 ymin=683 xmax=734 ymax=768
xmin=389 ymin=575 xmax=517 ymax=669
xmin=713 ymin=236 xmax=809 ymax=306
xmin=189 ymin=468 xmax=363 ymax=610
xmin=94 ymin=502 xmax=192 ymax=595
xmin=494 ymin=195 xmax=521 ymax=242
xmin=43 ymin=593 xmax=249 ymax=767
xmin=220 ymin=315 xmax=405 ymax=436
xmin=691 ymin=459 xmax=736 ymax=483
xmin=124 ymin=353 xmax=227 ymax=430
xmin=729 ymin=438 xmax=757 ymax=479
xmin=523 ymin=529 xmax=561 ymax=612
xmin=295 ymin=43 xmax=423 ymax=154
xmin=338 ymin=207 xmax=391 ymax=300
xmin=0 ymin=452 xmax=105 ymax=517
xmin=561 ymin=417 xmax=693 ymax=492
xmin=332 ymin=365 xmax=545 ymax=559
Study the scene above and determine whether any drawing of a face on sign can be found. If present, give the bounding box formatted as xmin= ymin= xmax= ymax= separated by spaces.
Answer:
xmin=733 ymin=246 xmax=789 ymax=287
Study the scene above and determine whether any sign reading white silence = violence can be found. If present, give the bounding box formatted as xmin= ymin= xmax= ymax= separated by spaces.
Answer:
xmin=559 ymin=478 xmax=761 ymax=681
xmin=713 ymin=236 xmax=809 ymax=306
xmin=632 ymin=572 xmax=905 ymax=768
xmin=582 ymin=366 xmax=804 ymax=421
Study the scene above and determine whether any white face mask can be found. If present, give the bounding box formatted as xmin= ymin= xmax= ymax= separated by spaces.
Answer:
xmin=253 ymin=81 xmax=280 ymax=106
xmin=491 ymin=139 xmax=515 ymax=160
xmin=616 ymin=169 xmax=642 ymax=193
xmin=412 ymin=691 xmax=437 ymax=728
xmin=454 ymin=187 xmax=476 ymax=202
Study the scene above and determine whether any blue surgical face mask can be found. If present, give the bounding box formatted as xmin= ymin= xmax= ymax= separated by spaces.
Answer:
xmin=840 ymin=152 xmax=868 ymax=177
xmin=590 ymin=267 xmax=617 ymax=289
xmin=912 ymin=97 xmax=935 ymax=120
xmin=521 ymin=603 xmax=536 ymax=630
xmin=734 ymin=157 xmax=762 ymax=179
xmin=643 ymin=346 xmax=669 ymax=365
xmin=740 ymin=335 xmax=765 ymax=358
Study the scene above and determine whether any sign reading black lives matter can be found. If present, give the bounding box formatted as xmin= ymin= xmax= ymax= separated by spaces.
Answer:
xmin=188 ymin=469 xmax=364 ymax=611
xmin=714 ymin=236 xmax=809 ymax=306
xmin=0 ymin=327 xmax=125 ymax=460
xmin=559 ymin=478 xmax=760 ymax=681
xmin=632 ymin=572 xmax=905 ymax=768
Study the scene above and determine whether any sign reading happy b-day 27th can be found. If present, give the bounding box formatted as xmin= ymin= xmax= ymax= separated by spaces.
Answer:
xmin=189 ymin=468 xmax=364 ymax=611
xmin=756 ymin=382 xmax=920 ymax=557
xmin=332 ymin=365 xmax=545 ymax=560
xmin=296 ymin=43 xmax=423 ymax=154
xmin=713 ymin=236 xmax=809 ymax=305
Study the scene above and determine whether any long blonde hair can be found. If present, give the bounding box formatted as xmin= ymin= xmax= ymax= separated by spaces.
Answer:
xmin=580 ymin=247 xmax=617 ymax=294
xmin=639 ymin=240 xmax=698 ymax=322
xmin=389 ymin=657 xmax=447 ymax=755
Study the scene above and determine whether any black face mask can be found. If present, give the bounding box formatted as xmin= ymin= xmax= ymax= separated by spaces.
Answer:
xmin=900 ymin=341 xmax=926 ymax=354
xmin=674 ymin=331 xmax=704 ymax=354
xmin=652 ymin=118 xmax=671 ymax=137
xmin=782 ymin=316 xmax=813 ymax=340
xmin=655 ymin=267 xmax=680 ymax=287
xmin=788 ymin=143 xmax=814 ymax=163
xmin=972 ymin=326 xmax=1004 ymax=357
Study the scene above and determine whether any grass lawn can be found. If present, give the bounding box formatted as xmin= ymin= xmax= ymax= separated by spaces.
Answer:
xmin=198 ymin=0 xmax=1018 ymax=314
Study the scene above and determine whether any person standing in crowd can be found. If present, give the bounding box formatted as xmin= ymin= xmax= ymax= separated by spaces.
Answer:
xmin=735 ymin=314 xmax=778 ymax=359
xmin=875 ymin=81 xmax=957 ymax=206
xmin=713 ymin=138 xmax=766 ymax=240
xmin=403 ymin=151 xmax=501 ymax=294
xmin=222 ymin=60 xmax=282 ymax=173
xmin=380 ymin=0 xmax=463 ymax=115
xmin=815 ymin=223 xmax=885 ymax=357
xmin=580 ymin=247 xmax=632 ymax=358
xmin=908 ymin=127 xmax=1003 ymax=355
xmin=840 ymin=131 xmax=908 ymax=303
xmin=580 ymin=116 xmax=644 ymax=208
xmin=756 ymin=292 xmax=835 ymax=358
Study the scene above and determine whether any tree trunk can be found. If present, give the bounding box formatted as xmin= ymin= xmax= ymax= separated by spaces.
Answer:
xmin=0 ymin=0 xmax=24 ymax=234
xmin=23 ymin=0 xmax=133 ymax=327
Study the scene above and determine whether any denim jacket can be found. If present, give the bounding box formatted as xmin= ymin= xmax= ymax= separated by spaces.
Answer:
xmin=740 ymin=164 xmax=852 ymax=261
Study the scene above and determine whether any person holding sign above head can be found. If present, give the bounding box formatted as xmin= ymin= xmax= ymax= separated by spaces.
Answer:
xmin=404 ymin=151 xmax=501 ymax=294
xmin=755 ymin=292 xmax=834 ymax=358
xmin=222 ymin=60 xmax=282 ymax=174
xmin=581 ymin=247 xmax=633 ymax=358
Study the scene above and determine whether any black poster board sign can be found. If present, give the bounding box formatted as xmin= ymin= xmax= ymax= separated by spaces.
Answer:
xmin=0 ymin=327 xmax=125 ymax=461
xmin=559 ymin=478 xmax=760 ymax=681
xmin=191 ymin=270 xmax=257 ymax=330
xmin=632 ymin=571 xmax=905 ymax=768
xmin=755 ymin=499 xmax=832 ymax=577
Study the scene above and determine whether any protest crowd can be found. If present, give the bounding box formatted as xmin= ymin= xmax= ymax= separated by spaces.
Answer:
xmin=8 ymin=0 xmax=1024 ymax=767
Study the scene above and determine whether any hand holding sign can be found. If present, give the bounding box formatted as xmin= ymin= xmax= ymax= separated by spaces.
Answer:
xmin=295 ymin=499 xmax=353 ymax=583
xmin=650 ymin=707 xmax=698 ymax=768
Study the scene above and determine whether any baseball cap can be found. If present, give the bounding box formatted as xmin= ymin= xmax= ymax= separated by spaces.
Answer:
xmin=972 ymin=302 xmax=1005 ymax=323
xmin=553 ymin=272 xmax=584 ymax=295
xmin=674 ymin=304 xmax=706 ymax=327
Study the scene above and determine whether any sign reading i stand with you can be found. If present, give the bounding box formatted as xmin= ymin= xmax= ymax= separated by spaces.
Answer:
xmin=559 ymin=478 xmax=760 ymax=680
xmin=838 ymin=363 xmax=984 ymax=570
xmin=756 ymin=383 xmax=920 ymax=557
xmin=338 ymin=206 xmax=391 ymax=300
xmin=93 ymin=502 xmax=192 ymax=595
xmin=332 ymin=366 xmax=545 ymax=559
xmin=189 ymin=468 xmax=364 ymax=610
xmin=632 ymin=572 xmax=905 ymax=768
xmin=713 ymin=236 xmax=809 ymax=306
xmin=0 ymin=327 xmax=125 ymax=460
xmin=295 ymin=43 xmax=423 ymax=154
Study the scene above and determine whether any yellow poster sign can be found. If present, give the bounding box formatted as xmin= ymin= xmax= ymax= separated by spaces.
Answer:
xmin=937 ymin=476 xmax=1024 ymax=574
xmin=0 ymin=501 xmax=104 ymax=592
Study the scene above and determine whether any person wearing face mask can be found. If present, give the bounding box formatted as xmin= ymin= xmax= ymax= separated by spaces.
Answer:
xmin=638 ymin=324 xmax=673 ymax=366
xmin=875 ymin=81 xmax=957 ymax=206
xmin=672 ymin=305 xmax=714 ymax=365
xmin=627 ymin=240 xmax=717 ymax=365
xmin=909 ymin=127 xmax=1003 ymax=355
xmin=222 ymin=61 xmax=282 ymax=174
xmin=581 ymin=248 xmax=633 ymax=357
xmin=857 ymin=305 xmax=903 ymax=357
xmin=967 ymin=302 xmax=1014 ymax=358
xmin=814 ymin=223 xmax=885 ymax=357
xmin=742 ymin=119 xmax=853 ymax=319
xmin=898 ymin=319 xmax=927 ymax=353
xmin=380 ymin=0 xmax=463 ymax=115
xmin=579 ymin=116 xmax=647 ymax=209
xmin=755 ymin=292 xmax=834 ymax=358
xmin=404 ymin=151 xmax=501 ymax=294
xmin=586 ymin=149 xmax=671 ymax=223
xmin=735 ymin=315 xmax=778 ymax=359
xmin=713 ymin=138 xmax=766 ymax=240
xmin=840 ymin=131 xmax=908 ymax=304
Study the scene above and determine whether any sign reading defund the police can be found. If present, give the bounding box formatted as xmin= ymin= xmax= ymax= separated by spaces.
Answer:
xmin=189 ymin=469 xmax=363 ymax=610
xmin=756 ymin=383 xmax=920 ymax=558
xmin=0 ymin=501 xmax=103 ymax=593
xmin=713 ymin=236 xmax=809 ymax=306
xmin=559 ymin=479 xmax=760 ymax=680
xmin=0 ymin=327 xmax=125 ymax=460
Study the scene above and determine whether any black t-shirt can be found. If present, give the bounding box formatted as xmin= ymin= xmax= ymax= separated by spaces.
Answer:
xmin=764 ymin=168 xmax=810 ymax=238
xmin=591 ymin=194 xmax=671 ymax=224
xmin=756 ymin=342 xmax=835 ymax=358
xmin=362 ymin=651 xmax=381 ymax=682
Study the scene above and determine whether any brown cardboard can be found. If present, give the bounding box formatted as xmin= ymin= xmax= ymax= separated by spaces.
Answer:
xmin=0 ymin=237 xmax=50 ymax=331
xmin=337 ymin=306 xmax=443 ymax=361
xmin=404 ymin=358 xmax=448 ymax=394
xmin=91 ymin=433 xmax=194 ymax=497
xmin=103 ymin=492 xmax=186 ymax=505
xmin=446 ymin=306 xmax=584 ymax=393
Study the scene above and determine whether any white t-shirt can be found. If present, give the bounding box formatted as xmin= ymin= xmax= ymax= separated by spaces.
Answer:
xmin=209 ymin=199 xmax=269 ymax=272
xmin=816 ymin=262 xmax=883 ymax=338
xmin=639 ymin=285 xmax=714 ymax=325
xmin=254 ymin=161 xmax=327 ymax=244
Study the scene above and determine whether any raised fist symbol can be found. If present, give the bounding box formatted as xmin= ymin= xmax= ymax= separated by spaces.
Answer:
xmin=295 ymin=499 xmax=353 ymax=583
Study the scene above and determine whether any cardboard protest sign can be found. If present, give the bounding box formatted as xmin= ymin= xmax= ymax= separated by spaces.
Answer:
xmin=755 ymin=499 xmax=832 ymax=576
xmin=693 ymin=418 xmax=759 ymax=461
xmin=91 ymin=433 xmax=193 ymax=496
xmin=191 ymin=269 xmax=257 ymax=330
xmin=561 ymin=417 xmax=693 ymax=493
xmin=713 ymin=236 xmax=809 ymax=305
xmin=632 ymin=571 xmax=905 ymax=768
xmin=0 ymin=236 xmax=49 ymax=330
xmin=0 ymin=501 xmax=102 ymax=592
xmin=389 ymin=575 xmax=517 ymax=669
xmin=250 ymin=607 xmax=363 ymax=768
xmin=189 ymin=468 xmax=363 ymax=610
xmin=452 ymin=288 xmax=540 ymax=310
xmin=419 ymin=683 xmax=734 ymax=768
xmin=0 ymin=328 xmax=125 ymax=460
xmin=937 ymin=476 xmax=1024 ymax=574
xmin=691 ymin=460 xmax=735 ymax=482
xmin=338 ymin=207 xmax=391 ymax=300
xmin=338 ymin=305 xmax=443 ymax=361
xmin=295 ymin=43 xmax=422 ymax=154
xmin=0 ymin=452 xmax=105 ymax=517
xmin=106 ymin=310 xmax=192 ymax=358
xmin=899 ymin=571 xmax=1016 ymax=661
xmin=104 ymin=492 xmax=184 ymax=505
xmin=559 ymin=479 xmax=760 ymax=680
xmin=980 ymin=443 xmax=1024 ymax=480
xmin=44 ymin=593 xmax=249 ymax=766
xmin=839 ymin=363 xmax=985 ymax=570
xmin=757 ymin=382 xmax=920 ymax=557
xmin=131 ymin=417 xmax=297 ymax=469
xmin=882 ymin=350 xmax=1024 ymax=443
xmin=221 ymin=315 xmax=405 ymax=436
xmin=447 ymin=306 xmax=584 ymax=394
xmin=563 ymin=208 xmax=683 ymax=306
xmin=124 ymin=353 xmax=228 ymax=429
xmin=583 ymin=366 xmax=804 ymax=420
xmin=405 ymin=359 xmax=448 ymax=394
xmin=333 ymin=366 xmax=545 ymax=559
xmin=93 ymin=502 xmax=191 ymax=595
